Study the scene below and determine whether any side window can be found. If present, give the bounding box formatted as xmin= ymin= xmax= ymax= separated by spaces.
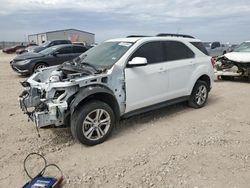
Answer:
xmin=73 ymin=46 xmax=87 ymax=53
xmin=129 ymin=41 xmax=164 ymax=64
xmin=191 ymin=42 xmax=209 ymax=55
xmin=56 ymin=46 xmax=72 ymax=54
xmin=53 ymin=41 xmax=62 ymax=45
xmin=163 ymin=41 xmax=194 ymax=61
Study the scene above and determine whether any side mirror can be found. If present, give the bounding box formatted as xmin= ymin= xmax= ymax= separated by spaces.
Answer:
xmin=128 ymin=57 xmax=147 ymax=67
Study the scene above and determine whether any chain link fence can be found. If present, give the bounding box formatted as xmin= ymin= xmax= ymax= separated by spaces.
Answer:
xmin=0 ymin=41 xmax=26 ymax=50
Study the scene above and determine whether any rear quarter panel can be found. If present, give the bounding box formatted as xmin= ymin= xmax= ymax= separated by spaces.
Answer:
xmin=187 ymin=56 xmax=214 ymax=95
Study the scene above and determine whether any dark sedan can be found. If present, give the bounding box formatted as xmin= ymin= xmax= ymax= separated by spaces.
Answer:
xmin=10 ymin=44 xmax=88 ymax=75
xmin=29 ymin=40 xmax=72 ymax=53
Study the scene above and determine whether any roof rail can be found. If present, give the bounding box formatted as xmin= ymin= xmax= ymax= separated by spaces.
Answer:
xmin=126 ymin=35 xmax=151 ymax=38
xmin=156 ymin=33 xmax=195 ymax=39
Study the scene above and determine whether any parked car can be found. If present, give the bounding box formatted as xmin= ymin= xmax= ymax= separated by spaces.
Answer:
xmin=10 ymin=44 xmax=88 ymax=75
xmin=215 ymin=41 xmax=250 ymax=81
xmin=228 ymin=44 xmax=239 ymax=52
xmin=19 ymin=34 xmax=214 ymax=146
xmin=16 ymin=43 xmax=38 ymax=54
xmin=2 ymin=44 xmax=26 ymax=54
xmin=28 ymin=40 xmax=72 ymax=53
xmin=72 ymin=42 xmax=93 ymax=50
xmin=203 ymin=41 xmax=229 ymax=57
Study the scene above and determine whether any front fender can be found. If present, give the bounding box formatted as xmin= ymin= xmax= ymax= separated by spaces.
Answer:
xmin=70 ymin=85 xmax=118 ymax=115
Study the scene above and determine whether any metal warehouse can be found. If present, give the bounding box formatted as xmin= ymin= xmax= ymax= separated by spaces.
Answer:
xmin=28 ymin=28 xmax=95 ymax=46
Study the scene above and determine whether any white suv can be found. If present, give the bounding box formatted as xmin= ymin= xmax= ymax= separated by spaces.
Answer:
xmin=19 ymin=34 xmax=214 ymax=146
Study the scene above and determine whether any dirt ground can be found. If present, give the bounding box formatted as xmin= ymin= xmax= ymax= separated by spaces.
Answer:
xmin=0 ymin=52 xmax=250 ymax=188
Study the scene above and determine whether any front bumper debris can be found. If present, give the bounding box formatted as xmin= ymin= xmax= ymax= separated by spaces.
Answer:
xmin=19 ymin=86 xmax=68 ymax=128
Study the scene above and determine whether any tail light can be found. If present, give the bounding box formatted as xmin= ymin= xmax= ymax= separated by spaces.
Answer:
xmin=211 ymin=57 xmax=216 ymax=68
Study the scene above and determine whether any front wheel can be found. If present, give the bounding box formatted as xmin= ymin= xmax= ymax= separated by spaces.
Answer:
xmin=33 ymin=63 xmax=47 ymax=73
xmin=71 ymin=100 xmax=115 ymax=146
xmin=188 ymin=80 xmax=209 ymax=109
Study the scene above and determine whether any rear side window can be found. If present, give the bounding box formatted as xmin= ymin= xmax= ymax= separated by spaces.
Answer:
xmin=57 ymin=46 xmax=72 ymax=54
xmin=130 ymin=41 xmax=164 ymax=64
xmin=73 ymin=46 xmax=87 ymax=53
xmin=191 ymin=42 xmax=209 ymax=55
xmin=163 ymin=41 xmax=194 ymax=61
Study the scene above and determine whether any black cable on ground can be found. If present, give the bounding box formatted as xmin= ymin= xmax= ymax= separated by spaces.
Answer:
xmin=24 ymin=152 xmax=63 ymax=180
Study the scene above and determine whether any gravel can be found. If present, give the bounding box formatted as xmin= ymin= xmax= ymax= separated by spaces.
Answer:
xmin=1 ymin=52 xmax=250 ymax=187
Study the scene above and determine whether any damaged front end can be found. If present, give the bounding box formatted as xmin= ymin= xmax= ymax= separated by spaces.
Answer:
xmin=19 ymin=68 xmax=79 ymax=127
xmin=215 ymin=52 xmax=250 ymax=79
xmin=18 ymin=61 xmax=100 ymax=128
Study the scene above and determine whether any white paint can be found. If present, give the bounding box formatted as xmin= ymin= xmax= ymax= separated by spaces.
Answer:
xmin=224 ymin=52 xmax=250 ymax=63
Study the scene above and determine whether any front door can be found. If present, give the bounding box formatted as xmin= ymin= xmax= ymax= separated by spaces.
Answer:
xmin=125 ymin=41 xmax=169 ymax=113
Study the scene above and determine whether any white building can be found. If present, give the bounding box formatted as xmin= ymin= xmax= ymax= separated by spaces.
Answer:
xmin=28 ymin=28 xmax=95 ymax=46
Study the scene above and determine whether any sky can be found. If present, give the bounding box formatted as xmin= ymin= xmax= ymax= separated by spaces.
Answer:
xmin=0 ymin=0 xmax=250 ymax=44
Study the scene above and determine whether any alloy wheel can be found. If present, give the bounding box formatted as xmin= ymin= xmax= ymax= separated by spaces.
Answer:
xmin=195 ymin=85 xmax=207 ymax=105
xmin=82 ymin=109 xmax=111 ymax=141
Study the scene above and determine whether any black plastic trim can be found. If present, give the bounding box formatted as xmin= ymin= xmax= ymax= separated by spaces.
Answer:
xmin=122 ymin=96 xmax=189 ymax=118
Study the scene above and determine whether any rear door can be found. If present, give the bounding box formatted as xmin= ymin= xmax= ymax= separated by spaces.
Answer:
xmin=72 ymin=46 xmax=88 ymax=57
xmin=125 ymin=41 xmax=169 ymax=112
xmin=163 ymin=41 xmax=195 ymax=99
xmin=50 ymin=46 xmax=74 ymax=65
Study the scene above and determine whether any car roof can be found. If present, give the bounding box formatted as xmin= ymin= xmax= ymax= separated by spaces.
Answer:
xmin=49 ymin=44 xmax=72 ymax=48
xmin=107 ymin=36 xmax=201 ymax=43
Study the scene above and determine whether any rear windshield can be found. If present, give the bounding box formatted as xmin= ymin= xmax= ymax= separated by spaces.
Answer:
xmin=191 ymin=42 xmax=209 ymax=55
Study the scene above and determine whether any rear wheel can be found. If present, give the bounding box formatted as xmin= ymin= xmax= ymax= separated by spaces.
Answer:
xmin=71 ymin=100 xmax=115 ymax=146
xmin=188 ymin=80 xmax=208 ymax=108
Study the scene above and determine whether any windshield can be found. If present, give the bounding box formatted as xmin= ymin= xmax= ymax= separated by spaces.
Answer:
xmin=39 ymin=46 xmax=58 ymax=55
xmin=78 ymin=41 xmax=133 ymax=68
xmin=234 ymin=42 xmax=250 ymax=52
xmin=41 ymin=41 xmax=51 ymax=47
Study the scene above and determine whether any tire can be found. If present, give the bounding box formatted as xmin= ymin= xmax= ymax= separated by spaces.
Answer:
xmin=71 ymin=100 xmax=115 ymax=146
xmin=188 ymin=80 xmax=209 ymax=109
xmin=33 ymin=63 xmax=47 ymax=73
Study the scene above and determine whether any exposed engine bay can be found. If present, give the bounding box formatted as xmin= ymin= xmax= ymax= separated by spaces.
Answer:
xmin=18 ymin=59 xmax=120 ymax=128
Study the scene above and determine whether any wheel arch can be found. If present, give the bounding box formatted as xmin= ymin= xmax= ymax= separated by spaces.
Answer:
xmin=32 ymin=61 xmax=49 ymax=72
xmin=187 ymin=62 xmax=214 ymax=95
xmin=70 ymin=85 xmax=120 ymax=120
xmin=196 ymin=74 xmax=211 ymax=90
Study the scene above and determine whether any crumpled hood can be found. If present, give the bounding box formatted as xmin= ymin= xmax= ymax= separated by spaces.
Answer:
xmin=14 ymin=52 xmax=44 ymax=61
xmin=224 ymin=52 xmax=250 ymax=63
